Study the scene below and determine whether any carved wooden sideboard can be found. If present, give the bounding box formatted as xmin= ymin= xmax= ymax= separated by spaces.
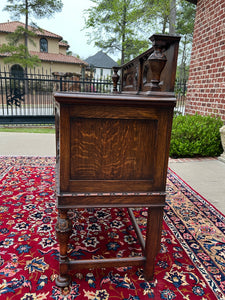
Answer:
xmin=54 ymin=34 xmax=180 ymax=288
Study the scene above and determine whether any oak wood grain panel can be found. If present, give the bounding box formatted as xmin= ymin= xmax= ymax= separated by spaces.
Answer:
xmin=70 ymin=118 xmax=157 ymax=181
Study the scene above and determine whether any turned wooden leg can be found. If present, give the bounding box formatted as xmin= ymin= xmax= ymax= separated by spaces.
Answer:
xmin=144 ymin=206 xmax=164 ymax=281
xmin=55 ymin=209 xmax=72 ymax=288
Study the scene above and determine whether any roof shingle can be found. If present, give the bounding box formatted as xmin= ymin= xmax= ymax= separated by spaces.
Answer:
xmin=0 ymin=50 xmax=88 ymax=66
xmin=85 ymin=51 xmax=118 ymax=68
xmin=31 ymin=51 xmax=88 ymax=65
xmin=0 ymin=21 xmax=62 ymax=40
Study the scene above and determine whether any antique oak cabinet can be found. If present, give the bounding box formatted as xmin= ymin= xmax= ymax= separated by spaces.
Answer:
xmin=54 ymin=34 xmax=180 ymax=288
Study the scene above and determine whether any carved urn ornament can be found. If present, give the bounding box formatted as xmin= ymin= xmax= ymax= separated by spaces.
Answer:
xmin=148 ymin=38 xmax=167 ymax=91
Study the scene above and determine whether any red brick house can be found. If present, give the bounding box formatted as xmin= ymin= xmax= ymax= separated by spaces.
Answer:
xmin=185 ymin=0 xmax=225 ymax=122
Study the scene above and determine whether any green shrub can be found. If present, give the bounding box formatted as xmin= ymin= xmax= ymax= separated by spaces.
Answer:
xmin=169 ymin=114 xmax=223 ymax=158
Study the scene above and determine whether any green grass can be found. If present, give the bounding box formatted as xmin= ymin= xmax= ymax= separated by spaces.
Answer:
xmin=0 ymin=126 xmax=55 ymax=134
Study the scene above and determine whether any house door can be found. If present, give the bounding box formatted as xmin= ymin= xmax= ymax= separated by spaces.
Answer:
xmin=7 ymin=64 xmax=25 ymax=107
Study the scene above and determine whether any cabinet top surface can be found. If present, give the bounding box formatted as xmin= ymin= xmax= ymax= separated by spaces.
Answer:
xmin=54 ymin=92 xmax=176 ymax=106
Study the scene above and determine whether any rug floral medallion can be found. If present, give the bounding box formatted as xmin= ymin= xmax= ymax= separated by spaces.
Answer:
xmin=0 ymin=156 xmax=224 ymax=300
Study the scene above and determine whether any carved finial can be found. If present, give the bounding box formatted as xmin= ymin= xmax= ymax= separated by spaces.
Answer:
xmin=112 ymin=67 xmax=120 ymax=93
xmin=148 ymin=37 xmax=167 ymax=91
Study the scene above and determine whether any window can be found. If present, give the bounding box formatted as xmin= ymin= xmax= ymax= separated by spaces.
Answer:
xmin=40 ymin=38 xmax=48 ymax=53
xmin=10 ymin=64 xmax=24 ymax=78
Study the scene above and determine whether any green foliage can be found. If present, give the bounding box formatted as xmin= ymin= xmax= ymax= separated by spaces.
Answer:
xmin=141 ymin=0 xmax=196 ymax=35
xmin=170 ymin=114 xmax=223 ymax=158
xmin=176 ymin=0 xmax=196 ymax=81
xmin=84 ymin=0 xmax=196 ymax=66
xmin=4 ymin=0 xmax=63 ymax=19
xmin=176 ymin=0 xmax=196 ymax=36
xmin=84 ymin=0 xmax=149 ymax=64
xmin=0 ymin=43 xmax=41 ymax=68
xmin=141 ymin=0 xmax=171 ymax=33
xmin=0 ymin=26 xmax=41 ymax=68
xmin=5 ymin=26 xmax=37 ymax=45
xmin=0 ymin=127 xmax=55 ymax=134
xmin=2 ymin=0 xmax=63 ymax=69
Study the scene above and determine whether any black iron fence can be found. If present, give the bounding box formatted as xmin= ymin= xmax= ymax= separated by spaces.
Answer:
xmin=174 ymin=79 xmax=187 ymax=116
xmin=0 ymin=71 xmax=115 ymax=124
xmin=0 ymin=71 xmax=187 ymax=125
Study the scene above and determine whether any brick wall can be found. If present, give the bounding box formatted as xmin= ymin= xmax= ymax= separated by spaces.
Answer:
xmin=185 ymin=0 xmax=225 ymax=122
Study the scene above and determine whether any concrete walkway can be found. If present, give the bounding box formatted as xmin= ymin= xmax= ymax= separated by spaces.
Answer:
xmin=1 ymin=132 xmax=225 ymax=215
xmin=0 ymin=132 xmax=56 ymax=156
xmin=169 ymin=158 xmax=225 ymax=215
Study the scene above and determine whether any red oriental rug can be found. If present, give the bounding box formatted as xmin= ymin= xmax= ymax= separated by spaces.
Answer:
xmin=0 ymin=156 xmax=225 ymax=300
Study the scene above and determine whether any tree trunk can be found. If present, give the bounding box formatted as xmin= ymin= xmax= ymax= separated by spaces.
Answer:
xmin=24 ymin=0 xmax=29 ymax=85
xmin=162 ymin=16 xmax=168 ymax=34
xmin=179 ymin=35 xmax=187 ymax=82
xmin=121 ymin=0 xmax=127 ymax=65
xmin=169 ymin=0 xmax=176 ymax=34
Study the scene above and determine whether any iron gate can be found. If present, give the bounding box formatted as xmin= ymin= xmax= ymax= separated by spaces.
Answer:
xmin=0 ymin=72 xmax=115 ymax=124
xmin=0 ymin=71 xmax=186 ymax=124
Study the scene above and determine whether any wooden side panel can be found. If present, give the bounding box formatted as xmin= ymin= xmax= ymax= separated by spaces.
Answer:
xmin=70 ymin=118 xmax=157 ymax=181
xmin=57 ymin=96 xmax=175 ymax=194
